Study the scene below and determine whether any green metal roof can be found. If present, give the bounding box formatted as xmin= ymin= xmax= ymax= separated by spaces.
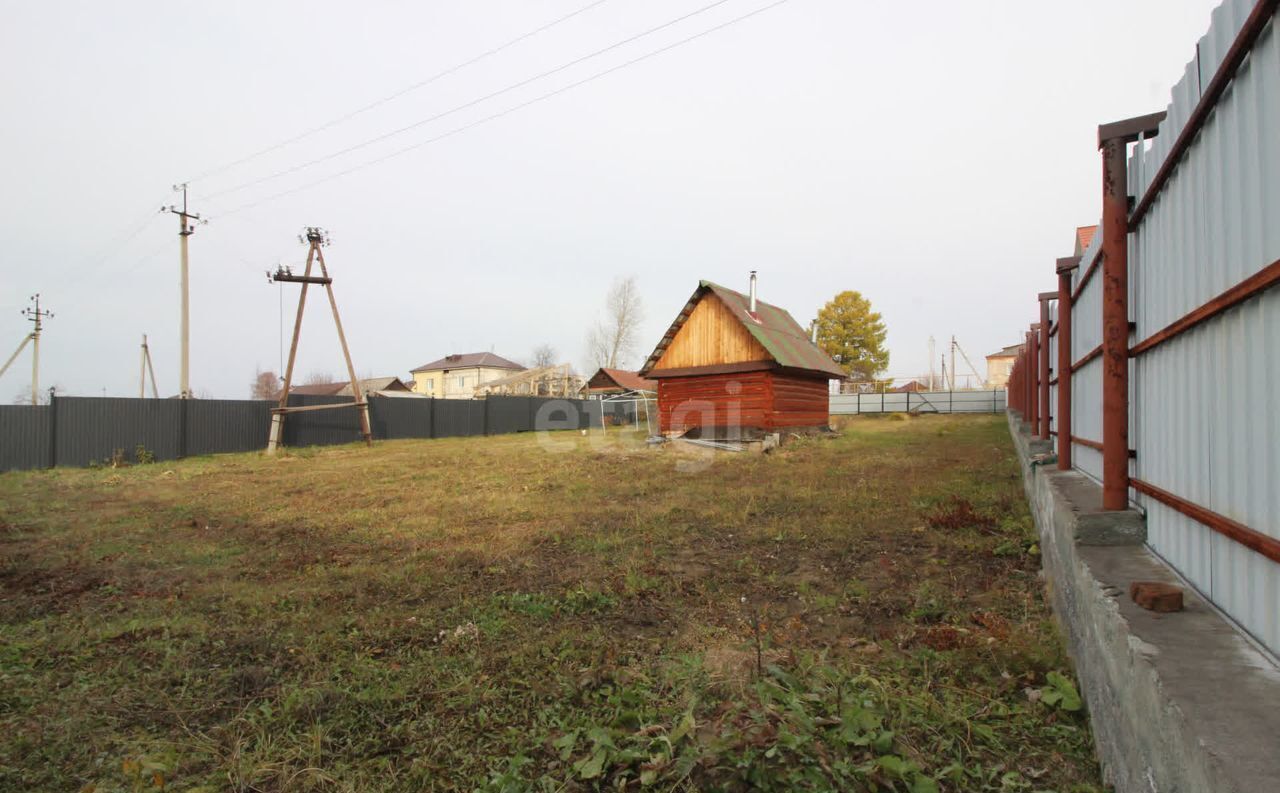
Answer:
xmin=640 ymin=281 xmax=845 ymax=378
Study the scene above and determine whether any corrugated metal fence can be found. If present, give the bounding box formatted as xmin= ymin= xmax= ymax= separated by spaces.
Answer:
xmin=1010 ymin=0 xmax=1280 ymax=655
xmin=0 ymin=395 xmax=621 ymax=473
xmin=830 ymin=390 xmax=1006 ymax=415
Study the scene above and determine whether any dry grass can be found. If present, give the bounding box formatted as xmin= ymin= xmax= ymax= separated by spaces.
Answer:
xmin=0 ymin=415 xmax=1101 ymax=792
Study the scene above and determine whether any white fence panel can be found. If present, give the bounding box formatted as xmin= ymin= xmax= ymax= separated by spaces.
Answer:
xmin=829 ymin=391 xmax=1005 ymax=415
xmin=1126 ymin=6 xmax=1280 ymax=654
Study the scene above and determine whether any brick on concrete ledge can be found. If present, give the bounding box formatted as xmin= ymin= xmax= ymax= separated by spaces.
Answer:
xmin=1130 ymin=581 xmax=1183 ymax=612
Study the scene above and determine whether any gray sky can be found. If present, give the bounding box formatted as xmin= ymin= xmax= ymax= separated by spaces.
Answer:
xmin=0 ymin=0 xmax=1221 ymax=398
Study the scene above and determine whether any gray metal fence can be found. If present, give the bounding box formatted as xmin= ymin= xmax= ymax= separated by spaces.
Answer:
xmin=830 ymin=390 xmax=1006 ymax=415
xmin=0 ymin=394 xmax=604 ymax=473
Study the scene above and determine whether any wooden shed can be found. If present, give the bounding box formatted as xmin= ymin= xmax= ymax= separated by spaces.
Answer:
xmin=639 ymin=278 xmax=844 ymax=436
xmin=583 ymin=368 xmax=658 ymax=395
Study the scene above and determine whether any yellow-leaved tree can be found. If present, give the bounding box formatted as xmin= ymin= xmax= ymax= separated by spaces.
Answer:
xmin=815 ymin=290 xmax=889 ymax=381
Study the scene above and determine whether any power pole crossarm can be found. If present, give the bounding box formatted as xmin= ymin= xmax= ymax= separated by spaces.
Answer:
xmin=20 ymin=294 xmax=53 ymax=404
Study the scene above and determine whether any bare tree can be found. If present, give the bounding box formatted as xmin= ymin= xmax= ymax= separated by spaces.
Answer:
xmin=585 ymin=276 xmax=644 ymax=370
xmin=531 ymin=344 xmax=557 ymax=369
xmin=251 ymin=369 xmax=283 ymax=401
xmin=12 ymin=385 xmax=60 ymax=405
xmin=303 ymin=370 xmax=337 ymax=385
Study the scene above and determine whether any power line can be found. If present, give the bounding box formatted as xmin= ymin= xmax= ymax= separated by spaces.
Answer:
xmin=80 ymin=202 xmax=167 ymax=272
xmin=202 ymin=0 xmax=738 ymax=202
xmin=214 ymin=0 xmax=792 ymax=218
xmin=186 ymin=0 xmax=614 ymax=184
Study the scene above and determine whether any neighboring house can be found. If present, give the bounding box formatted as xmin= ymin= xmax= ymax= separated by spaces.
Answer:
xmin=984 ymin=344 xmax=1024 ymax=389
xmin=583 ymin=368 xmax=657 ymax=395
xmin=639 ymin=277 xmax=844 ymax=436
xmin=1074 ymin=224 xmax=1098 ymax=257
xmin=289 ymin=376 xmax=412 ymax=397
xmin=409 ymin=352 xmax=524 ymax=399
xmin=892 ymin=379 xmax=927 ymax=393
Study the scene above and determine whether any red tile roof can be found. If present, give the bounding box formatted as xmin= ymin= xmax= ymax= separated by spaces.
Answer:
xmin=586 ymin=368 xmax=657 ymax=392
xmin=1075 ymin=225 xmax=1098 ymax=256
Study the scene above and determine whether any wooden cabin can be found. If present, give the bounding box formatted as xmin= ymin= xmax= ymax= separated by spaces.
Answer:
xmin=639 ymin=278 xmax=845 ymax=436
xmin=583 ymin=368 xmax=658 ymax=395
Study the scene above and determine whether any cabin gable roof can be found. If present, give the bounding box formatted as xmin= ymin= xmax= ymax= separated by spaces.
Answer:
xmin=640 ymin=281 xmax=845 ymax=378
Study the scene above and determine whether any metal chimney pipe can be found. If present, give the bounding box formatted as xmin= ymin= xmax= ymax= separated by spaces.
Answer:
xmin=749 ymin=271 xmax=758 ymax=313
xmin=810 ymin=320 xmax=818 ymax=344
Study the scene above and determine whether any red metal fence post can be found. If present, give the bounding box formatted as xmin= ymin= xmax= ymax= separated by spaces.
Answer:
xmin=1010 ymin=357 xmax=1018 ymax=413
xmin=1013 ymin=355 xmax=1024 ymax=411
xmin=1100 ymin=137 xmax=1130 ymax=509
xmin=1038 ymin=293 xmax=1055 ymax=440
xmin=1023 ymin=332 xmax=1033 ymax=419
xmin=1027 ymin=324 xmax=1039 ymax=434
xmin=1018 ymin=353 xmax=1025 ymax=413
xmin=1014 ymin=355 xmax=1022 ymax=412
xmin=1097 ymin=113 xmax=1161 ymax=510
xmin=1056 ymin=257 xmax=1080 ymax=469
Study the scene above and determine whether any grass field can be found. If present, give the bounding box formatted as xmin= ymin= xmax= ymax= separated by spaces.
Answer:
xmin=0 ymin=415 xmax=1101 ymax=792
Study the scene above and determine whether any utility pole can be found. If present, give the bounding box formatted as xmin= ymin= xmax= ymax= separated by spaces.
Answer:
xmin=139 ymin=334 xmax=159 ymax=398
xmin=165 ymin=184 xmax=201 ymax=399
xmin=266 ymin=228 xmax=372 ymax=453
xmin=949 ymin=336 xmax=957 ymax=391
xmin=928 ymin=336 xmax=936 ymax=391
xmin=952 ymin=337 xmax=985 ymax=389
xmin=21 ymin=294 xmax=53 ymax=405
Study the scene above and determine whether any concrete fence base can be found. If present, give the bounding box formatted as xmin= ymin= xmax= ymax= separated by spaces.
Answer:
xmin=1007 ymin=411 xmax=1280 ymax=793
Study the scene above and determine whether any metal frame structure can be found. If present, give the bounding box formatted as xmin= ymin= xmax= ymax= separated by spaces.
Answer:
xmin=596 ymin=388 xmax=656 ymax=436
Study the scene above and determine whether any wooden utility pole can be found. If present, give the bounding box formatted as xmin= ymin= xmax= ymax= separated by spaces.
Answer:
xmin=0 ymin=335 xmax=33 ymax=383
xmin=139 ymin=334 xmax=159 ymax=398
xmin=166 ymin=184 xmax=201 ymax=399
xmin=266 ymin=227 xmax=372 ymax=453
xmin=951 ymin=337 xmax=984 ymax=389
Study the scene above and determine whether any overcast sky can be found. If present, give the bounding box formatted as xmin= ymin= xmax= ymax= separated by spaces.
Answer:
xmin=0 ymin=0 xmax=1222 ymax=398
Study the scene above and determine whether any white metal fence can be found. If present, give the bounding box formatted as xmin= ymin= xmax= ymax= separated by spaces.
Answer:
xmin=1128 ymin=0 xmax=1279 ymax=655
xmin=1025 ymin=0 xmax=1279 ymax=655
xmin=830 ymin=390 xmax=1005 ymax=415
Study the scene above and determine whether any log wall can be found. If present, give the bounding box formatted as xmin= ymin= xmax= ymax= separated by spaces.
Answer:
xmin=657 ymin=370 xmax=829 ymax=433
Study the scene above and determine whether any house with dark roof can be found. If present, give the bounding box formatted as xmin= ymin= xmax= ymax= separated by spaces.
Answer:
xmin=583 ymin=368 xmax=658 ymax=395
xmin=408 ymin=352 xmax=524 ymax=399
xmin=289 ymin=376 xmax=412 ymax=397
xmin=639 ymin=275 xmax=844 ymax=436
